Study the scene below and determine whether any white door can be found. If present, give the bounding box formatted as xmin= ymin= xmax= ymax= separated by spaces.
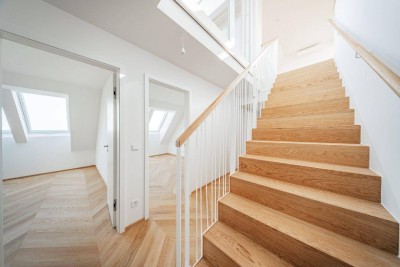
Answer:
xmin=106 ymin=76 xmax=115 ymax=227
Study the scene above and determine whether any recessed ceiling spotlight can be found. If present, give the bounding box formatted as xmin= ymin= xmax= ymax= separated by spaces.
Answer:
xmin=120 ymin=73 xmax=126 ymax=78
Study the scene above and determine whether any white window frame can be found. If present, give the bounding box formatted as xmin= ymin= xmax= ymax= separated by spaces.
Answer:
xmin=1 ymin=109 xmax=11 ymax=133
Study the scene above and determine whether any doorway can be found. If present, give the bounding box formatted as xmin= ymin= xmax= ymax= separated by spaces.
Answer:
xmin=144 ymin=74 xmax=190 ymax=220
xmin=0 ymin=32 xmax=122 ymax=265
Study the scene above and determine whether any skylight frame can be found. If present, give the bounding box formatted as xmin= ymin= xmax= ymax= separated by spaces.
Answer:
xmin=149 ymin=109 xmax=169 ymax=133
xmin=1 ymin=109 xmax=12 ymax=133
xmin=17 ymin=91 xmax=70 ymax=134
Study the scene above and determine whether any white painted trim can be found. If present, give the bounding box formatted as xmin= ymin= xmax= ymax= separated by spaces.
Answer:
xmin=144 ymin=73 xmax=191 ymax=220
xmin=0 ymin=35 xmax=5 ymax=267
xmin=0 ymin=31 xmax=125 ymax=234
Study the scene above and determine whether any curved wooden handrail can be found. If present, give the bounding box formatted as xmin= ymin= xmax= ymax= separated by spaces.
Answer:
xmin=329 ymin=19 xmax=400 ymax=97
xmin=175 ymin=39 xmax=277 ymax=147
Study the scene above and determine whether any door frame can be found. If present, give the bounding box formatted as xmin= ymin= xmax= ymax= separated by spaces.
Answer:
xmin=144 ymin=73 xmax=190 ymax=219
xmin=0 ymin=30 xmax=123 ymax=233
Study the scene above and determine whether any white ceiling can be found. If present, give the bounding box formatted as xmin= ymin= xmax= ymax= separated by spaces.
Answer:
xmin=2 ymin=39 xmax=111 ymax=90
xmin=43 ymin=0 xmax=237 ymax=88
xmin=262 ymin=0 xmax=335 ymax=72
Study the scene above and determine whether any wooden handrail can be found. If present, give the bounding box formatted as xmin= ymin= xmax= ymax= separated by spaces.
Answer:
xmin=329 ymin=19 xmax=400 ymax=97
xmin=175 ymin=39 xmax=277 ymax=147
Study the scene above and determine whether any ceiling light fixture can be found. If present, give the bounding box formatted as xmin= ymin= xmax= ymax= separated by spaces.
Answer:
xmin=119 ymin=73 xmax=126 ymax=78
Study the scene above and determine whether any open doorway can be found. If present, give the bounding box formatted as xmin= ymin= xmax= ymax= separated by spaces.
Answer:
xmin=1 ymin=34 xmax=121 ymax=265
xmin=144 ymin=75 xmax=190 ymax=222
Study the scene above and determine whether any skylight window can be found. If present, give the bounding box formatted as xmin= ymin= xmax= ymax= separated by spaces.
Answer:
xmin=19 ymin=92 xmax=69 ymax=132
xmin=2 ymin=109 xmax=11 ymax=131
xmin=149 ymin=110 xmax=167 ymax=132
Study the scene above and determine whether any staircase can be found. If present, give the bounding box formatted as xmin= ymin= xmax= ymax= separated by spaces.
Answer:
xmin=197 ymin=60 xmax=400 ymax=266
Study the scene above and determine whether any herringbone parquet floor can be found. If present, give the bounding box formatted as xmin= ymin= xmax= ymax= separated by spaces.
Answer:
xmin=3 ymin=154 xmax=223 ymax=266
xmin=3 ymin=155 xmax=178 ymax=267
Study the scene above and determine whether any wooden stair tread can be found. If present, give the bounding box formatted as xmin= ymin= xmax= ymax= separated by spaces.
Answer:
xmin=231 ymin=171 xmax=396 ymax=223
xmin=240 ymin=154 xmax=378 ymax=177
xmin=247 ymin=140 xmax=365 ymax=147
xmin=220 ymin=194 xmax=400 ymax=266
xmin=204 ymin=221 xmax=291 ymax=267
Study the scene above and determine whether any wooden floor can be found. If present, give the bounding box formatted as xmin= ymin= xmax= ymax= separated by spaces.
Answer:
xmin=3 ymin=155 xmax=180 ymax=267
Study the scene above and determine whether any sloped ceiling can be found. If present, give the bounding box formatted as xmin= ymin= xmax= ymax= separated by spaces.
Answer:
xmin=2 ymin=39 xmax=110 ymax=90
xmin=43 ymin=0 xmax=237 ymax=88
xmin=262 ymin=0 xmax=335 ymax=73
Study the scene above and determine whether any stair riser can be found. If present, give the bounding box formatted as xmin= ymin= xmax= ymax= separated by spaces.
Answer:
xmin=274 ymin=73 xmax=340 ymax=91
xmin=218 ymin=202 xmax=349 ymax=266
xmin=269 ymin=86 xmax=345 ymax=102
xmin=272 ymin=79 xmax=342 ymax=94
xmin=246 ymin=141 xmax=369 ymax=167
xmin=239 ymin=157 xmax=381 ymax=202
xmin=266 ymin=88 xmax=345 ymax=108
xmin=252 ymin=127 xmax=360 ymax=143
xmin=276 ymin=69 xmax=338 ymax=83
xmin=278 ymin=60 xmax=335 ymax=79
xmin=262 ymin=98 xmax=350 ymax=118
xmin=257 ymin=111 xmax=354 ymax=128
xmin=203 ymin=238 xmax=240 ymax=267
xmin=230 ymin=177 xmax=399 ymax=254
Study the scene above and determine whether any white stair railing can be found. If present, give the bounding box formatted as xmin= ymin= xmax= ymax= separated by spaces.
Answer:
xmin=175 ymin=39 xmax=278 ymax=267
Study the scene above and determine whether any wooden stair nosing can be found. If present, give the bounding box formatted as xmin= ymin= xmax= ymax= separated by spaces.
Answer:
xmin=218 ymin=193 xmax=400 ymax=267
xmin=246 ymin=140 xmax=369 ymax=168
xmin=230 ymin=171 xmax=399 ymax=254
xmin=252 ymin=125 xmax=361 ymax=144
xmin=239 ymin=154 xmax=381 ymax=202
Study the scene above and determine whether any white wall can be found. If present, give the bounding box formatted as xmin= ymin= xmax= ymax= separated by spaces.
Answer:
xmin=2 ymin=135 xmax=94 ymax=178
xmin=334 ymin=0 xmax=400 ymax=253
xmin=0 ymin=0 xmax=222 ymax=229
xmin=96 ymin=74 xmax=113 ymax=183
xmin=334 ymin=0 xmax=400 ymax=76
xmin=149 ymin=133 xmax=169 ymax=156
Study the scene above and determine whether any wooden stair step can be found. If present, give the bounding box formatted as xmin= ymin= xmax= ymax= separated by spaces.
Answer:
xmin=278 ymin=59 xmax=335 ymax=79
xmin=266 ymin=87 xmax=345 ymax=108
xmin=219 ymin=194 xmax=400 ymax=267
xmin=203 ymin=221 xmax=292 ymax=267
xmin=276 ymin=68 xmax=338 ymax=84
xmin=261 ymin=97 xmax=350 ymax=118
xmin=195 ymin=258 xmax=213 ymax=267
xmin=246 ymin=140 xmax=369 ymax=167
xmin=239 ymin=154 xmax=381 ymax=202
xmin=230 ymin=171 xmax=399 ymax=254
xmin=274 ymin=72 xmax=340 ymax=91
xmin=272 ymin=79 xmax=342 ymax=94
xmin=257 ymin=110 xmax=354 ymax=128
xmin=252 ymin=125 xmax=360 ymax=144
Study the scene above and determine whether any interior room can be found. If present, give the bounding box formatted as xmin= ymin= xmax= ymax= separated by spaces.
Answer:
xmin=1 ymin=39 xmax=118 ymax=266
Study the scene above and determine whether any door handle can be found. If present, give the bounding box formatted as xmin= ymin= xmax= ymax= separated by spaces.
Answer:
xmin=104 ymin=145 xmax=109 ymax=148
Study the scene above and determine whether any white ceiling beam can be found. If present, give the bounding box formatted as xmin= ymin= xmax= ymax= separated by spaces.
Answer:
xmin=2 ymin=89 xmax=28 ymax=143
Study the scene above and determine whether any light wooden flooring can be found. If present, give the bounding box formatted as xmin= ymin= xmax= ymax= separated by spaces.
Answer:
xmin=3 ymin=158 xmax=181 ymax=267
